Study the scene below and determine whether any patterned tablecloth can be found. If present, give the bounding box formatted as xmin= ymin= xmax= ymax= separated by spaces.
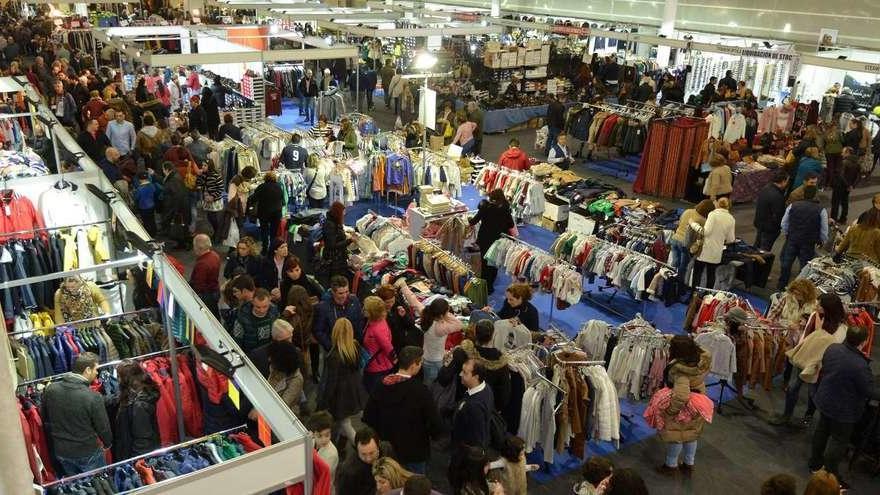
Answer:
xmin=731 ymin=167 xmax=775 ymax=204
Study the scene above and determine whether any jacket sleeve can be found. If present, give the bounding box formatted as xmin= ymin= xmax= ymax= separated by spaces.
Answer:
xmin=399 ymin=285 xmax=425 ymax=316
xmin=131 ymin=400 xmax=157 ymax=447
xmin=280 ymin=374 xmax=304 ymax=414
xmin=377 ymin=324 xmax=395 ymax=362
xmin=313 ymin=306 xmax=332 ymax=351
xmin=437 ymin=347 xmax=468 ymax=386
xmin=665 ymin=373 xmax=691 ymax=416
xmin=91 ymin=394 xmax=114 ymax=449
xmin=468 ymin=204 xmax=485 ymax=226
xmin=521 ymin=305 xmax=540 ymax=332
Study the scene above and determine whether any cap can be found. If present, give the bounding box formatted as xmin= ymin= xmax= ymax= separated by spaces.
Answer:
xmin=725 ymin=307 xmax=751 ymax=324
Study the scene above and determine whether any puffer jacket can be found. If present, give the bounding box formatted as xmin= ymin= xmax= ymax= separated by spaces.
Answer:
xmin=659 ymin=349 xmax=712 ymax=443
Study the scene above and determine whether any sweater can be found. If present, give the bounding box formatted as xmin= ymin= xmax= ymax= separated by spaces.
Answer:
xmin=695 ymin=209 xmax=735 ymax=264
xmin=786 ymin=330 xmax=838 ymax=383
xmin=452 ymin=382 xmax=494 ymax=449
xmin=702 ymin=165 xmax=733 ymax=198
xmin=232 ymin=302 xmax=280 ymax=352
xmin=363 ymin=319 xmax=395 ymax=373
xmin=673 ymin=209 xmax=706 ymax=244
xmin=498 ymin=147 xmax=530 ymax=171
xmin=422 ymin=314 xmax=463 ymax=362
xmin=40 ymin=373 xmax=113 ymax=458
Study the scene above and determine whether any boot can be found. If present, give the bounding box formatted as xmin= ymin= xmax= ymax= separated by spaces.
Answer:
xmin=656 ymin=464 xmax=679 ymax=476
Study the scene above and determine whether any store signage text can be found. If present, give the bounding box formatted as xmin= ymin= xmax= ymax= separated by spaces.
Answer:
xmin=452 ymin=12 xmax=481 ymax=22
xmin=865 ymin=63 xmax=880 ymax=73
xmin=552 ymin=25 xmax=590 ymax=36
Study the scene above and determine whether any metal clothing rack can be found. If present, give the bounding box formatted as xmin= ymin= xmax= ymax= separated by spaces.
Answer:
xmin=40 ymin=424 xmax=248 ymax=490
xmin=500 ymin=234 xmax=577 ymax=325
xmin=0 ymin=218 xmax=111 ymax=239
xmin=0 ymin=254 xmax=147 ymax=291
xmin=417 ymin=236 xmax=477 ymax=277
xmin=8 ymin=307 xmax=157 ymax=336
xmin=694 ymin=285 xmax=756 ymax=315
xmin=16 ymin=346 xmax=191 ymax=389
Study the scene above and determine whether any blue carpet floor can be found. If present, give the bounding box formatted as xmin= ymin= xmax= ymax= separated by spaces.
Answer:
xmin=584 ymin=154 xmax=641 ymax=183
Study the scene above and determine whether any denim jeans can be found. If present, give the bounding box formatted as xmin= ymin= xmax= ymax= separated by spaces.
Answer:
xmin=782 ymin=365 xmax=814 ymax=418
xmin=665 ymin=440 xmax=697 ymax=467
xmin=670 ymin=240 xmax=690 ymax=282
xmin=545 ymin=126 xmax=561 ymax=156
xmin=778 ymin=241 xmax=816 ymax=288
xmin=302 ymin=96 xmax=315 ymax=123
xmin=422 ymin=359 xmax=441 ymax=384
xmin=58 ymin=449 xmax=107 ymax=475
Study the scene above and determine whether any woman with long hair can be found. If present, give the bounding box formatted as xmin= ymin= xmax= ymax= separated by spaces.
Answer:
xmin=468 ymin=189 xmax=515 ymax=293
xmin=770 ymin=293 xmax=846 ymax=427
xmin=321 ymin=201 xmax=353 ymax=282
xmin=420 ymin=298 xmax=462 ymax=384
xmin=223 ymin=236 xmax=262 ymax=280
xmin=264 ymin=332 xmax=304 ymax=416
xmin=767 ymin=278 xmax=819 ymax=332
xmin=651 ymin=335 xmax=712 ymax=476
xmin=373 ymin=457 xmax=413 ymax=495
xmin=604 ymin=468 xmax=649 ymax=495
xmin=670 ymin=199 xmax=715 ymax=282
xmin=317 ymin=318 xmax=368 ymax=444
xmin=283 ymin=285 xmax=316 ymax=379
xmin=361 ymin=296 xmax=396 ymax=393
xmin=114 ymin=360 xmax=161 ymax=459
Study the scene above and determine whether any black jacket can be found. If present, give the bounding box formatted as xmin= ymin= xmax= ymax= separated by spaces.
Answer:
xmin=280 ymin=274 xmax=324 ymax=301
xmin=223 ymin=253 xmax=261 ymax=279
xmin=387 ymin=296 xmax=422 ymax=355
xmin=77 ymin=130 xmax=109 ymax=161
xmin=633 ymin=83 xmax=654 ymax=103
xmin=498 ymin=300 xmax=540 ymax=332
xmin=719 ymin=76 xmax=737 ymax=92
xmin=317 ymin=349 xmax=368 ymax=419
xmin=160 ymin=170 xmax=190 ymax=224
xmin=217 ymin=123 xmax=242 ymax=142
xmin=201 ymin=86 xmax=221 ymax=131
xmin=661 ymin=85 xmax=684 ymax=104
xmin=248 ymin=180 xmax=285 ymax=220
xmin=833 ymin=155 xmax=862 ymax=191
xmin=321 ymin=217 xmax=349 ymax=274
xmin=753 ymin=183 xmax=787 ymax=234
xmin=41 ymin=373 xmax=113 ymax=458
xmin=786 ymin=199 xmax=824 ymax=246
xmin=469 ymin=200 xmax=515 ymax=253
xmin=362 ymin=374 xmax=444 ymax=463
xmin=439 ymin=342 xmax=511 ymax=412
xmin=298 ymin=77 xmax=319 ymax=98
xmin=254 ymin=255 xmax=280 ymax=291
xmin=113 ymin=390 xmax=160 ymax=459
xmin=336 ymin=440 xmax=395 ymax=495
xmin=546 ymin=100 xmax=565 ymax=129
xmin=843 ymin=128 xmax=863 ymax=151
xmin=188 ymin=105 xmax=208 ymax=135
xmin=451 ymin=383 xmax=494 ymax=449
xmin=813 ymin=343 xmax=875 ymax=423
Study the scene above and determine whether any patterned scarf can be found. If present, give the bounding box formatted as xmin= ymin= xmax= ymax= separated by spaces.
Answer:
xmin=59 ymin=279 xmax=100 ymax=324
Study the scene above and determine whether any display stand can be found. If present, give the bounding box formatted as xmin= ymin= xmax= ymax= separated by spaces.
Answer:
xmin=2 ymin=80 xmax=314 ymax=494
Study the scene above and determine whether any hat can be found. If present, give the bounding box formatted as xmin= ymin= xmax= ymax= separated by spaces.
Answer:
xmin=725 ymin=307 xmax=751 ymax=324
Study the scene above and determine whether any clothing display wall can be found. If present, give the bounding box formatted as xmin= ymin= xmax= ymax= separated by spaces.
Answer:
xmin=634 ymin=117 xmax=709 ymax=199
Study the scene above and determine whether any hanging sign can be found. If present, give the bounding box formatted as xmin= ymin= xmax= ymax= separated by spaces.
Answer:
xmin=227 ymin=379 xmax=240 ymax=410
xmin=452 ymin=12 xmax=481 ymax=22
xmin=257 ymin=414 xmax=272 ymax=447
xmin=551 ymin=25 xmax=590 ymax=37
xmin=419 ymin=87 xmax=437 ymax=131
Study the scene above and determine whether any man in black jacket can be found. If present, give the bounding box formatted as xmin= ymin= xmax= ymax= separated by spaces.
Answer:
xmin=809 ymin=326 xmax=876 ymax=487
xmin=298 ymin=69 xmax=319 ymax=125
xmin=700 ymin=77 xmax=718 ymax=105
xmin=159 ymin=160 xmax=192 ymax=249
xmin=778 ymin=186 xmax=828 ymax=288
xmin=473 ymin=321 xmax=511 ymax=413
xmin=41 ymin=352 xmax=112 ymax=475
xmin=77 ymin=118 xmax=109 ymax=162
xmin=363 ymin=346 xmax=443 ymax=474
xmin=336 ymin=427 xmax=395 ymax=495
xmin=833 ymin=87 xmax=857 ymax=115
xmin=753 ymin=170 xmax=790 ymax=251
xmin=449 ymin=358 xmax=494 ymax=492
xmin=545 ymin=94 xmax=565 ymax=156
xmin=719 ymin=70 xmax=738 ymax=93
xmin=187 ymin=95 xmax=208 ymax=135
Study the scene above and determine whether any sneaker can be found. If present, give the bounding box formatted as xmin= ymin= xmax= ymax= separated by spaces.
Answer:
xmin=768 ymin=414 xmax=791 ymax=426
xmin=655 ymin=464 xmax=679 ymax=476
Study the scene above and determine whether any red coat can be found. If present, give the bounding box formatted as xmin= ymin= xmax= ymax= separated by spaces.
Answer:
xmin=0 ymin=193 xmax=46 ymax=242
xmin=498 ymin=147 xmax=530 ymax=171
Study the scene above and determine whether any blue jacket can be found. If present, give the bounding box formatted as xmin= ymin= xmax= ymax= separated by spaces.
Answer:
xmin=793 ymin=157 xmax=824 ymax=189
xmin=813 ymin=343 xmax=874 ymax=423
xmin=313 ymin=294 xmax=364 ymax=350
xmin=451 ymin=383 xmax=494 ymax=449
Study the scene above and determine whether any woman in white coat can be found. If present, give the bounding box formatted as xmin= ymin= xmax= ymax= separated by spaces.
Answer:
xmin=690 ymin=197 xmax=735 ymax=288
xmin=388 ymin=72 xmax=403 ymax=116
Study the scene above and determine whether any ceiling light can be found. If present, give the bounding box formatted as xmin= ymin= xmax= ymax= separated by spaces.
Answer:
xmin=783 ymin=23 xmax=791 ymax=33
xmin=413 ymin=51 xmax=438 ymax=70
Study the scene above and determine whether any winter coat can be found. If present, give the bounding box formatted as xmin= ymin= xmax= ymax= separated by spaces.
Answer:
xmin=362 ymin=374 xmax=444 ymax=463
xmin=469 ymin=199 xmax=515 ymax=253
xmin=113 ymin=390 xmax=160 ymax=459
xmin=321 ymin=217 xmax=349 ymax=277
xmin=248 ymin=180 xmax=284 ymax=220
xmin=786 ymin=329 xmax=839 ymax=384
xmin=223 ymin=253 xmax=261 ymax=279
xmin=497 ymin=300 xmax=540 ymax=333
xmin=188 ymin=105 xmax=208 ymax=135
xmin=313 ymin=294 xmax=364 ymax=351
xmin=40 ymin=373 xmax=113 ymax=458
xmin=754 ymin=183 xmax=787 ymax=235
xmin=336 ymin=440 xmax=395 ymax=495
xmin=362 ymin=319 xmax=395 ymax=373
xmin=268 ymin=368 xmax=304 ymax=416
xmin=658 ymin=349 xmax=711 ymax=443
xmin=813 ymin=343 xmax=875 ymax=423
xmin=438 ymin=340 xmax=511 ymax=412
xmin=317 ymin=349 xmax=368 ymax=420
xmin=160 ymin=170 xmax=189 ymax=224
xmin=546 ymin=100 xmax=565 ymax=129
xmin=498 ymin=147 xmax=530 ymax=171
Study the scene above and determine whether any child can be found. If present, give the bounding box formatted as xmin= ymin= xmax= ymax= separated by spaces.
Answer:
xmin=573 ymin=457 xmax=613 ymax=494
xmin=308 ymin=410 xmax=339 ymax=490
xmin=133 ymin=171 xmax=161 ymax=236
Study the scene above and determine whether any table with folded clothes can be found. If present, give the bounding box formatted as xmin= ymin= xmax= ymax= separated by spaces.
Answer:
xmin=731 ymin=161 xmax=776 ymax=204
xmin=717 ymin=240 xmax=776 ymax=289
xmin=797 ymin=255 xmax=871 ymax=299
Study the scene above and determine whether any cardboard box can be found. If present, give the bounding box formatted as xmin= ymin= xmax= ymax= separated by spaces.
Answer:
xmin=540 ymin=45 xmax=551 ymax=64
xmin=525 ymin=51 xmax=541 ymax=66
xmin=516 ymin=47 xmax=526 ymax=66
xmin=543 ymin=200 xmax=570 ymax=222
xmin=526 ymin=39 xmax=542 ymax=49
xmin=486 ymin=41 xmax=501 ymax=51
xmin=540 ymin=216 xmax=556 ymax=231
xmin=484 ymin=51 xmax=501 ymax=68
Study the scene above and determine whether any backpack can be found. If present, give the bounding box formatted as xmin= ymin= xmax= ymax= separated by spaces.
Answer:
xmin=489 ymin=409 xmax=510 ymax=451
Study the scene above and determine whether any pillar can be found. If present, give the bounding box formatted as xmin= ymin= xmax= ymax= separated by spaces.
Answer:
xmin=491 ymin=0 xmax=500 ymax=18
xmin=0 ymin=319 xmax=34 ymax=494
xmin=655 ymin=0 xmax=677 ymax=69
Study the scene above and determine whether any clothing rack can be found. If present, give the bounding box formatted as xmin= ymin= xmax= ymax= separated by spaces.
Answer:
xmin=9 ymin=308 xmax=157 ymax=336
xmin=16 ymin=346 xmax=190 ymax=389
xmin=0 ymin=254 xmax=147 ymax=291
xmin=695 ymin=286 xmax=756 ymax=314
xmin=584 ymin=102 xmax=654 ymax=121
xmin=40 ymin=424 xmax=248 ymax=489
xmin=418 ymin=236 xmax=476 ymax=277
xmin=501 ymin=234 xmax=576 ymax=325
xmin=507 ymin=344 xmax=567 ymax=413
xmin=421 ymin=209 xmax=474 ymax=222
xmin=0 ymin=218 xmax=110 ymax=239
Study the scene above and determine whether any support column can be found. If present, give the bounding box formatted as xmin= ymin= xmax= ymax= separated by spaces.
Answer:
xmin=655 ymin=0 xmax=677 ymax=68
xmin=491 ymin=0 xmax=500 ymax=18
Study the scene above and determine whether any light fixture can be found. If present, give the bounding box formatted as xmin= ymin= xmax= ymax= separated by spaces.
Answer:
xmin=783 ymin=23 xmax=791 ymax=33
xmin=413 ymin=51 xmax=438 ymax=71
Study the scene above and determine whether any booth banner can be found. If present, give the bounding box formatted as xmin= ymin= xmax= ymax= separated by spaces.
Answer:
xmin=552 ymin=25 xmax=589 ymax=36
xmin=420 ymin=87 xmax=437 ymax=131
xmin=452 ymin=12 xmax=481 ymax=22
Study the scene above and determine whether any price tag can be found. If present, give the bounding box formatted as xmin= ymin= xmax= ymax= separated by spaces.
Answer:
xmin=227 ymin=379 xmax=240 ymax=410
xmin=257 ymin=414 xmax=272 ymax=446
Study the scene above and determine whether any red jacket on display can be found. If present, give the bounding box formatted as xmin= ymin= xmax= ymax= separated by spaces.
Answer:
xmin=498 ymin=147 xmax=530 ymax=171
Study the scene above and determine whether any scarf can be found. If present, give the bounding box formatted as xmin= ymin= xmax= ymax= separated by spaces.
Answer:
xmin=59 ymin=279 xmax=100 ymax=324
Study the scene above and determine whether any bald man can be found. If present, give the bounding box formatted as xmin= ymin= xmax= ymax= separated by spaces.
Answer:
xmin=190 ymin=233 xmax=221 ymax=317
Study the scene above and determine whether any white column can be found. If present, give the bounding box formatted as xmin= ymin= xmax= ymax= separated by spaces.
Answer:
xmin=491 ymin=0 xmax=500 ymax=18
xmin=655 ymin=0 xmax=677 ymax=68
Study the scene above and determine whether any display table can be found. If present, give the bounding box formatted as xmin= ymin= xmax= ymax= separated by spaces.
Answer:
xmin=731 ymin=167 xmax=776 ymax=204
xmin=454 ymin=100 xmax=578 ymax=134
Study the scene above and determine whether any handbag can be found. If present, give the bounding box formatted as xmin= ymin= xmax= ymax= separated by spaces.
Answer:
xmin=358 ymin=345 xmax=376 ymax=370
